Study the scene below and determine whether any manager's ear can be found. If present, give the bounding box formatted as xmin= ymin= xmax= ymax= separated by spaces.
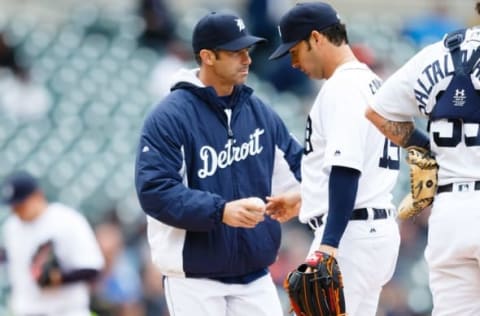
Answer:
xmin=199 ymin=49 xmax=216 ymax=66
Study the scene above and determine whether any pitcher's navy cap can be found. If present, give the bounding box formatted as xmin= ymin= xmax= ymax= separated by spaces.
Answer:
xmin=1 ymin=171 xmax=38 ymax=205
xmin=192 ymin=12 xmax=266 ymax=53
xmin=269 ymin=2 xmax=340 ymax=60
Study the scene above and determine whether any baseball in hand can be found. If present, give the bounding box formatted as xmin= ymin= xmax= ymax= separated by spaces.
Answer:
xmin=247 ymin=197 xmax=266 ymax=212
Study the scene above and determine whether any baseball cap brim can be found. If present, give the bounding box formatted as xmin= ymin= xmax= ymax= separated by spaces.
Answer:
xmin=216 ymin=35 xmax=266 ymax=51
xmin=5 ymin=194 xmax=31 ymax=205
xmin=269 ymin=40 xmax=299 ymax=60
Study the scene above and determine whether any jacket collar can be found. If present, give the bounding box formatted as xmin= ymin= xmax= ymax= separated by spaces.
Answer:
xmin=170 ymin=68 xmax=253 ymax=110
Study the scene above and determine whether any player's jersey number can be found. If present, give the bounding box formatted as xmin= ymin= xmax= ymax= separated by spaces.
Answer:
xmin=304 ymin=116 xmax=313 ymax=155
xmin=379 ymin=139 xmax=400 ymax=170
xmin=370 ymin=78 xmax=400 ymax=170
xmin=432 ymin=119 xmax=480 ymax=147
xmin=304 ymin=115 xmax=400 ymax=170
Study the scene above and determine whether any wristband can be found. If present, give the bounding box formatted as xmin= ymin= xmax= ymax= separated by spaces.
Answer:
xmin=405 ymin=128 xmax=430 ymax=150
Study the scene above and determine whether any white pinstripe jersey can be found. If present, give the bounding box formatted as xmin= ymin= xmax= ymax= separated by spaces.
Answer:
xmin=299 ymin=61 xmax=400 ymax=223
xmin=372 ymin=27 xmax=480 ymax=186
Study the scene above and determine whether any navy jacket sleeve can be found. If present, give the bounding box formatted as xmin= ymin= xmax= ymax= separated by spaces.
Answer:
xmin=271 ymin=108 xmax=303 ymax=182
xmin=135 ymin=107 xmax=226 ymax=232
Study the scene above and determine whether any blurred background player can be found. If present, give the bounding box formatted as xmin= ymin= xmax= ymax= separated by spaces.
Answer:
xmin=0 ymin=170 xmax=104 ymax=316
xmin=267 ymin=2 xmax=401 ymax=315
xmin=366 ymin=2 xmax=480 ymax=314
xmin=134 ymin=10 xmax=302 ymax=316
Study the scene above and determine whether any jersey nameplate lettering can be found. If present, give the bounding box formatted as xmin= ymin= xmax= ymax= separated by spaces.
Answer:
xmin=414 ymin=53 xmax=459 ymax=114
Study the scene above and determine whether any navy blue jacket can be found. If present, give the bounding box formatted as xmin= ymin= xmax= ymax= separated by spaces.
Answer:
xmin=135 ymin=69 xmax=302 ymax=279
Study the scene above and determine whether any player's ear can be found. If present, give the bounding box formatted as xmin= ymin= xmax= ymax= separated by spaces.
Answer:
xmin=311 ymin=31 xmax=323 ymax=44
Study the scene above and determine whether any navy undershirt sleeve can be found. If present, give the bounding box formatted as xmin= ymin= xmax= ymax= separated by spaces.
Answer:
xmin=321 ymin=166 xmax=361 ymax=247
xmin=61 ymin=268 xmax=100 ymax=285
xmin=405 ymin=128 xmax=430 ymax=150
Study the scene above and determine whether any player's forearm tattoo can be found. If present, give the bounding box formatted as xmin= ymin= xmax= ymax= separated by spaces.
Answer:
xmin=379 ymin=120 xmax=414 ymax=148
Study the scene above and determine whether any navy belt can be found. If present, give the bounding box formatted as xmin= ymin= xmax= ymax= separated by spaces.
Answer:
xmin=351 ymin=208 xmax=391 ymax=220
xmin=437 ymin=181 xmax=480 ymax=194
xmin=307 ymin=208 xmax=391 ymax=230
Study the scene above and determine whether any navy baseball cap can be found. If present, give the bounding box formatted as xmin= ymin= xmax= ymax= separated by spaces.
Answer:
xmin=192 ymin=12 xmax=266 ymax=53
xmin=269 ymin=2 xmax=340 ymax=60
xmin=1 ymin=171 xmax=39 ymax=205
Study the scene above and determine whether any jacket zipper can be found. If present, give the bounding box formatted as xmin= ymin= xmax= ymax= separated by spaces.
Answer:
xmin=224 ymin=108 xmax=234 ymax=139
xmin=224 ymin=108 xmax=239 ymax=198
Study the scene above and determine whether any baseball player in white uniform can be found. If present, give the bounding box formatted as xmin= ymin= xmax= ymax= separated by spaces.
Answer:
xmin=366 ymin=3 xmax=480 ymax=314
xmin=1 ymin=171 xmax=104 ymax=316
xmin=267 ymin=2 xmax=400 ymax=315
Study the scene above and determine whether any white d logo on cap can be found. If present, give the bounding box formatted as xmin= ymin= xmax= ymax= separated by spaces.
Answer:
xmin=235 ymin=18 xmax=245 ymax=31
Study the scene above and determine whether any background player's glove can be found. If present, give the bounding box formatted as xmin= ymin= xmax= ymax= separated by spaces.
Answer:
xmin=284 ymin=251 xmax=346 ymax=316
xmin=397 ymin=146 xmax=438 ymax=220
xmin=30 ymin=240 xmax=62 ymax=287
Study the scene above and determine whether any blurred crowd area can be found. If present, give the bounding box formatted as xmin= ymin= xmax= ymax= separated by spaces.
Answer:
xmin=0 ymin=0 xmax=479 ymax=315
